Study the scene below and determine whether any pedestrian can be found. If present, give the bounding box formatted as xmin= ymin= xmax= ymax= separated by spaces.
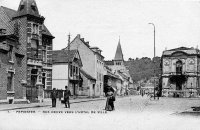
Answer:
xmin=51 ymin=88 xmax=57 ymax=107
xmin=58 ymin=90 xmax=62 ymax=101
xmin=105 ymin=80 xmax=116 ymax=111
xmin=64 ymin=86 xmax=71 ymax=108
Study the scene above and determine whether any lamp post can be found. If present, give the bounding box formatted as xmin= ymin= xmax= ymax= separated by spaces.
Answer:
xmin=149 ymin=23 xmax=156 ymax=100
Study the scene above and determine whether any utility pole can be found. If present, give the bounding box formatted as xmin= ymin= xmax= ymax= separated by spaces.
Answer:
xmin=149 ymin=23 xmax=156 ymax=100
xmin=68 ymin=33 xmax=71 ymax=91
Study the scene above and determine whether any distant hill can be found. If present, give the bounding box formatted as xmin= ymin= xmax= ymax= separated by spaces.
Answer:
xmin=125 ymin=57 xmax=161 ymax=82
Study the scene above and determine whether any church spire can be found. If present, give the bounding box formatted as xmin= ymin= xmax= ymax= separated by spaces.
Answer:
xmin=114 ymin=36 xmax=124 ymax=61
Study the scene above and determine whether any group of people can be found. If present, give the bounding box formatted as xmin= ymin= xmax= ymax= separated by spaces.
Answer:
xmin=51 ymin=86 xmax=71 ymax=108
xmin=50 ymin=80 xmax=117 ymax=111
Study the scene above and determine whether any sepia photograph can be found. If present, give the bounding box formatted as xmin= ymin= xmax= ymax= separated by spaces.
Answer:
xmin=0 ymin=0 xmax=200 ymax=129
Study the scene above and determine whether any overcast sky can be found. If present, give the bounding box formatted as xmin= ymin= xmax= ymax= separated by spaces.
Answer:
xmin=1 ymin=0 xmax=200 ymax=60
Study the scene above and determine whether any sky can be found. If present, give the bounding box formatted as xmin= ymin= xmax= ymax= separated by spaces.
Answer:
xmin=1 ymin=0 xmax=200 ymax=60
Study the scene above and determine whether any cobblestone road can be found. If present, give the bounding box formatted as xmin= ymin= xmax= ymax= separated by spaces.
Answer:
xmin=1 ymin=95 xmax=200 ymax=130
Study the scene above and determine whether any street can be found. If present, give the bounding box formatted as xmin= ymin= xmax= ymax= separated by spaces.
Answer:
xmin=0 ymin=95 xmax=200 ymax=130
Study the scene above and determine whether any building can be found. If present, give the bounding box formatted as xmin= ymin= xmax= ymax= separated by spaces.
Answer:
xmin=80 ymin=69 xmax=96 ymax=97
xmin=105 ymin=38 xmax=133 ymax=95
xmin=63 ymin=34 xmax=104 ymax=97
xmin=52 ymin=50 xmax=82 ymax=97
xmin=162 ymin=47 xmax=200 ymax=97
xmin=0 ymin=0 xmax=54 ymax=103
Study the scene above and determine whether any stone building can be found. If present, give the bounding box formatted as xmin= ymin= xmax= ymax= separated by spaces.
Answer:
xmin=162 ymin=47 xmax=200 ymax=97
xmin=63 ymin=34 xmax=104 ymax=97
xmin=0 ymin=0 xmax=54 ymax=103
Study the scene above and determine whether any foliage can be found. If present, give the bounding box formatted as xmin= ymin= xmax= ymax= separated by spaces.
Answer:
xmin=125 ymin=57 xmax=161 ymax=82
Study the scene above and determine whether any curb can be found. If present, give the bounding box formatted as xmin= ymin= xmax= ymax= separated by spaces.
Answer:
xmin=0 ymin=98 xmax=106 ymax=111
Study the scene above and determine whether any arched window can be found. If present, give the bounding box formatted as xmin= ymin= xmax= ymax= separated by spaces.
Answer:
xmin=176 ymin=60 xmax=182 ymax=74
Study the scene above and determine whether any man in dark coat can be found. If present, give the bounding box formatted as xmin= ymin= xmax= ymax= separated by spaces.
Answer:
xmin=64 ymin=86 xmax=71 ymax=108
xmin=51 ymin=88 xmax=57 ymax=107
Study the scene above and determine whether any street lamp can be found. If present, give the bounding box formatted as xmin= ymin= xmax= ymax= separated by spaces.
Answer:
xmin=149 ymin=23 xmax=156 ymax=100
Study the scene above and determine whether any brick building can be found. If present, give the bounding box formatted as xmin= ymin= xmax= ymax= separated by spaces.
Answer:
xmin=0 ymin=0 xmax=54 ymax=103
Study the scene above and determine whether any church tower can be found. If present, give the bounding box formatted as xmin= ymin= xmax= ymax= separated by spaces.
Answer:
xmin=113 ymin=37 xmax=124 ymax=67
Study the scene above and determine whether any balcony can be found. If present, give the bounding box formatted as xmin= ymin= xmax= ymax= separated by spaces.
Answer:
xmin=27 ymin=59 xmax=42 ymax=66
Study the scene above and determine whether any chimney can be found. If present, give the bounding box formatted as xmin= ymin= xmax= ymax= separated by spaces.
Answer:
xmin=77 ymin=34 xmax=81 ymax=38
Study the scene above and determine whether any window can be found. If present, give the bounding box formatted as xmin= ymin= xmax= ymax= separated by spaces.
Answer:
xmin=76 ymin=67 xmax=78 ymax=75
xmin=176 ymin=61 xmax=183 ymax=74
xmin=7 ymin=72 xmax=14 ymax=91
xmin=16 ymin=54 xmax=23 ymax=67
xmin=70 ymin=65 xmax=73 ymax=77
xmin=31 ymin=69 xmax=38 ymax=86
xmin=31 ymin=40 xmax=39 ymax=58
xmin=73 ymin=66 xmax=75 ymax=75
xmin=33 ymin=24 xmax=39 ymax=34
xmin=8 ymin=45 xmax=13 ymax=61
xmin=42 ymin=73 xmax=46 ymax=89
xmin=42 ymin=50 xmax=46 ymax=62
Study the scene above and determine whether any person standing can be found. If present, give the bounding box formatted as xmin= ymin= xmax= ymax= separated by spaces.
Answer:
xmin=64 ymin=86 xmax=71 ymax=108
xmin=51 ymin=88 xmax=57 ymax=107
xmin=105 ymin=80 xmax=116 ymax=111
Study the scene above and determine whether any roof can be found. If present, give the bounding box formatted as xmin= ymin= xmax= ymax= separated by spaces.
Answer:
xmin=80 ymin=69 xmax=96 ymax=81
xmin=163 ymin=46 xmax=200 ymax=56
xmin=0 ymin=5 xmax=54 ymax=37
xmin=14 ymin=0 xmax=40 ymax=18
xmin=104 ymin=60 xmax=114 ymax=65
xmin=52 ymin=50 xmax=77 ymax=63
xmin=63 ymin=34 xmax=104 ymax=57
xmin=114 ymin=39 xmax=124 ymax=61
xmin=0 ymin=6 xmax=15 ymax=35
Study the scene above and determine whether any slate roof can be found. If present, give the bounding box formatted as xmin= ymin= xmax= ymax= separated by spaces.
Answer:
xmin=0 ymin=5 xmax=54 ymax=37
xmin=14 ymin=0 xmax=40 ymax=18
xmin=52 ymin=50 xmax=77 ymax=63
xmin=114 ymin=39 xmax=124 ymax=61
xmin=80 ymin=69 xmax=96 ymax=81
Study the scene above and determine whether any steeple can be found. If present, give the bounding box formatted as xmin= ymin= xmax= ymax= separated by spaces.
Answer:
xmin=13 ymin=0 xmax=44 ymax=21
xmin=114 ymin=37 xmax=124 ymax=61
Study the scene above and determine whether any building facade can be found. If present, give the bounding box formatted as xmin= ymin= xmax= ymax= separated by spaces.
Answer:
xmin=0 ymin=0 xmax=54 ymax=103
xmin=63 ymin=34 xmax=104 ymax=97
xmin=162 ymin=47 xmax=200 ymax=97
xmin=52 ymin=50 xmax=82 ymax=97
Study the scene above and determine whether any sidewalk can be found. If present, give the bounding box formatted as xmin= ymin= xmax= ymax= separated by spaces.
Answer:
xmin=0 ymin=97 xmax=106 ymax=111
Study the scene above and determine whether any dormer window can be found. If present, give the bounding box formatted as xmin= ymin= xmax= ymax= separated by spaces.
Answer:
xmin=19 ymin=5 xmax=24 ymax=11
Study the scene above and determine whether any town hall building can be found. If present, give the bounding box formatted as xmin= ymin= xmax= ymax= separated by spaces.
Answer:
xmin=162 ymin=47 xmax=200 ymax=97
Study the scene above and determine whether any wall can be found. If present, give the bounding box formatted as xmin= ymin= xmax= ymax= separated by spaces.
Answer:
xmin=52 ymin=64 xmax=68 ymax=90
